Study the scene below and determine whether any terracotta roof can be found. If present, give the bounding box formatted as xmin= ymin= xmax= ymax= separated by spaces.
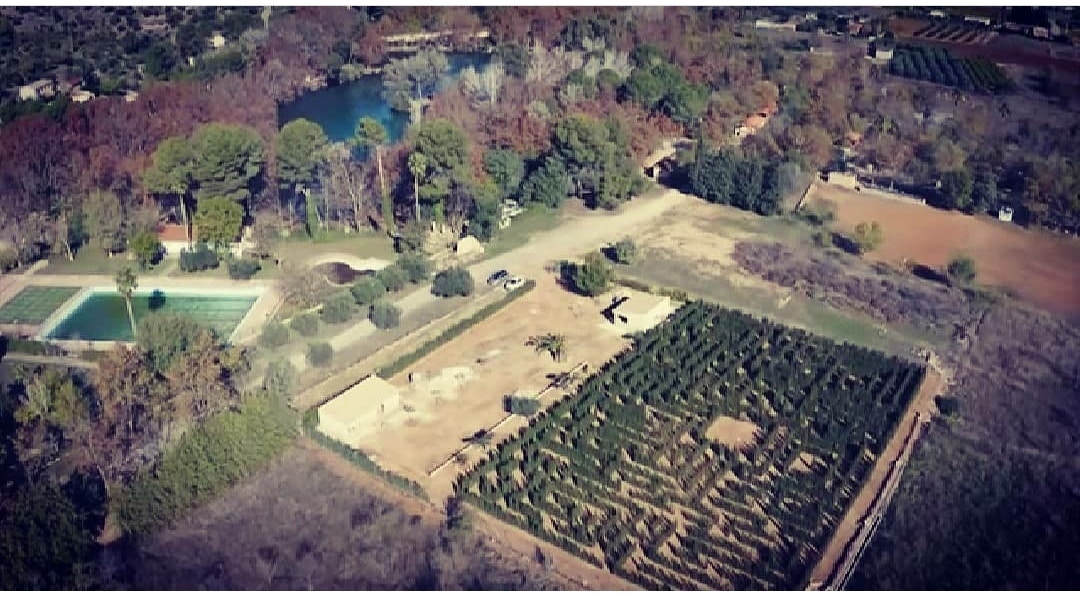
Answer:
xmin=745 ymin=114 xmax=768 ymax=129
xmin=157 ymin=223 xmax=195 ymax=242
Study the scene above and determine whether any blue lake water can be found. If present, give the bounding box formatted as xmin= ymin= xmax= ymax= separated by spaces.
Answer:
xmin=278 ymin=52 xmax=491 ymax=143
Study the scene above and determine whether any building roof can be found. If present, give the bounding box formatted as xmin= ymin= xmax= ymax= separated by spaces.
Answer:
xmin=319 ymin=375 xmax=400 ymax=424
xmin=157 ymin=223 xmax=196 ymax=242
xmin=614 ymin=293 xmax=670 ymax=317
xmin=745 ymin=114 xmax=768 ymax=129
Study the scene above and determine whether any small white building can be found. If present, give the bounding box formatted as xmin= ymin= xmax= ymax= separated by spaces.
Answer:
xmin=755 ymin=19 xmax=797 ymax=32
xmin=318 ymin=375 xmax=402 ymax=446
xmin=826 ymin=171 xmax=862 ymax=191
xmin=610 ymin=293 xmax=673 ymax=331
xmin=18 ymin=79 xmax=57 ymax=102
xmin=873 ymin=45 xmax=894 ymax=61
xmin=998 ymin=206 xmax=1014 ymax=222
xmin=209 ymin=32 xmax=227 ymax=49
xmin=70 ymin=89 xmax=95 ymax=103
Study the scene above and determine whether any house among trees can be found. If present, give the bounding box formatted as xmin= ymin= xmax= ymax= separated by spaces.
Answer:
xmin=998 ymin=205 xmax=1015 ymax=222
xmin=17 ymin=79 xmax=57 ymax=102
xmin=156 ymin=223 xmax=196 ymax=255
xmin=317 ymin=375 xmax=402 ymax=446
xmin=734 ymin=100 xmax=778 ymax=139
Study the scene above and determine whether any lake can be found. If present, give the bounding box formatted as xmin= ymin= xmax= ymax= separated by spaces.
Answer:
xmin=278 ymin=52 xmax=491 ymax=144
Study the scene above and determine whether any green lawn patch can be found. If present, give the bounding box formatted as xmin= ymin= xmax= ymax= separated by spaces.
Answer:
xmin=278 ymin=229 xmax=397 ymax=263
xmin=38 ymin=251 xmax=169 ymax=276
xmin=482 ymin=206 xmax=562 ymax=258
xmin=0 ymin=286 xmax=80 ymax=324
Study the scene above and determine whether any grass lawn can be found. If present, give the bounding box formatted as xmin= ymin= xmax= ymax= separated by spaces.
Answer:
xmin=481 ymin=206 xmax=563 ymax=258
xmin=620 ymin=249 xmax=942 ymax=355
xmin=277 ymin=229 xmax=396 ymax=263
xmin=0 ymin=286 xmax=80 ymax=324
xmin=38 ymin=250 xmax=169 ymax=276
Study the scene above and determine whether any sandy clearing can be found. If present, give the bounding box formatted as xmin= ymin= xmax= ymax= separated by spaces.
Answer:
xmin=351 ymin=274 xmax=632 ymax=499
xmin=705 ymin=416 xmax=761 ymax=450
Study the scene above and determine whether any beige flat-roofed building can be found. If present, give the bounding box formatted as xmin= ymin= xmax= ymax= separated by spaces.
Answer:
xmin=610 ymin=293 xmax=673 ymax=331
xmin=318 ymin=375 xmax=401 ymax=445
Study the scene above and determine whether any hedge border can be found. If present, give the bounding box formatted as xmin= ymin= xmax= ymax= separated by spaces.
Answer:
xmin=302 ymin=408 xmax=428 ymax=500
xmin=376 ymin=279 xmax=537 ymax=379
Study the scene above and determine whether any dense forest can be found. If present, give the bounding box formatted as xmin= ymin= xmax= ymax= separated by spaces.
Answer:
xmin=1 ymin=6 xmax=1077 ymax=273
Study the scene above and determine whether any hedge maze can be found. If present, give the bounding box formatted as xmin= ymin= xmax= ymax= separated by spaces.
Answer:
xmin=455 ymin=301 xmax=924 ymax=590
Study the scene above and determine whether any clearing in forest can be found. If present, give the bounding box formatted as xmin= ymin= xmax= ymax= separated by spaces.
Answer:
xmin=811 ymin=183 xmax=1080 ymax=315
xmin=455 ymin=301 xmax=925 ymax=590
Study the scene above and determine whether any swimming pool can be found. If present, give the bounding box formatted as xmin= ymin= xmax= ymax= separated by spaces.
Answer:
xmin=40 ymin=287 xmax=262 ymax=342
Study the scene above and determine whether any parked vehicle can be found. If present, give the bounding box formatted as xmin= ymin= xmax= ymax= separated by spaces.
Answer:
xmin=503 ymin=276 xmax=525 ymax=291
xmin=487 ymin=269 xmax=509 ymax=286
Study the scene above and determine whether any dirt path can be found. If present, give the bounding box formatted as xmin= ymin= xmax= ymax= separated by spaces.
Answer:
xmin=0 ymin=353 xmax=98 ymax=369
xmin=808 ymin=358 xmax=950 ymax=588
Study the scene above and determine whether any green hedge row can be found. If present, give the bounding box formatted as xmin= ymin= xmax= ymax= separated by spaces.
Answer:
xmin=301 ymin=409 xmax=427 ymax=499
xmin=117 ymin=392 xmax=297 ymax=537
xmin=376 ymin=279 xmax=537 ymax=379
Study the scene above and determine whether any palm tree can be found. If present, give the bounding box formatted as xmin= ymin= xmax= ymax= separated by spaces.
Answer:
xmin=115 ymin=266 xmax=138 ymax=338
xmin=526 ymin=333 xmax=567 ymax=362
xmin=407 ymin=152 xmax=427 ymax=222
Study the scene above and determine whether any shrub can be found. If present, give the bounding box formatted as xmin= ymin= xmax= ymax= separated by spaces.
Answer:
xmin=369 ymin=300 xmax=401 ymax=329
xmin=263 ymin=359 xmax=296 ymax=399
xmin=350 ymin=277 xmax=387 ymax=306
xmin=227 ymin=257 xmax=261 ymax=280
xmin=130 ymin=231 xmax=163 ymax=269
xmin=289 ymin=312 xmax=319 ymax=337
xmin=178 ymin=242 xmax=219 ymax=272
xmin=259 ymin=321 xmax=290 ymax=348
xmin=397 ymin=253 xmax=432 ymax=284
xmin=564 ymin=253 xmax=613 ymax=296
xmin=320 ymin=292 xmax=354 ymax=324
xmin=431 ymin=266 xmax=475 ymax=297
xmin=935 ymin=395 xmax=960 ymax=417
xmin=306 ymin=341 xmax=333 ymax=367
xmin=946 ymin=255 xmax=977 ymax=284
xmin=376 ymin=263 xmax=408 ymax=292
xmin=850 ymin=221 xmax=884 ymax=254
xmin=0 ymin=247 xmax=17 ymax=272
xmin=607 ymin=238 xmax=637 ymax=265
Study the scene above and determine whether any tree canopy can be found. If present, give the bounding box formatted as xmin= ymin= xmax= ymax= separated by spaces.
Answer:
xmin=382 ymin=50 xmax=449 ymax=112
xmin=193 ymin=196 xmax=244 ymax=248
xmin=277 ymin=118 xmax=329 ymax=191
xmin=189 ymin=123 xmax=265 ymax=208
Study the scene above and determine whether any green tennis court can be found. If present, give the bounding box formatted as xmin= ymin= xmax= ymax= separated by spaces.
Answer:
xmin=0 ymin=286 xmax=80 ymax=324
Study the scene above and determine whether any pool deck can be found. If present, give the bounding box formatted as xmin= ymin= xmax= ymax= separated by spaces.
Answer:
xmin=0 ymin=272 xmax=281 ymax=348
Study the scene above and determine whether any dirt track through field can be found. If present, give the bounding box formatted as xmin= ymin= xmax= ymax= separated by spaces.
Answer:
xmin=812 ymin=183 xmax=1080 ymax=315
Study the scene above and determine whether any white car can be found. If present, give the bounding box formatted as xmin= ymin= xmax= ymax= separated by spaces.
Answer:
xmin=503 ymin=276 xmax=525 ymax=291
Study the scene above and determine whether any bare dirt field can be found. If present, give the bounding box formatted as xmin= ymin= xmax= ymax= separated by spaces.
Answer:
xmin=810 ymin=183 xmax=1080 ymax=315
xmin=123 ymin=445 xmax=564 ymax=590
xmin=705 ymin=415 xmax=761 ymax=449
xmin=351 ymin=274 xmax=633 ymax=501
